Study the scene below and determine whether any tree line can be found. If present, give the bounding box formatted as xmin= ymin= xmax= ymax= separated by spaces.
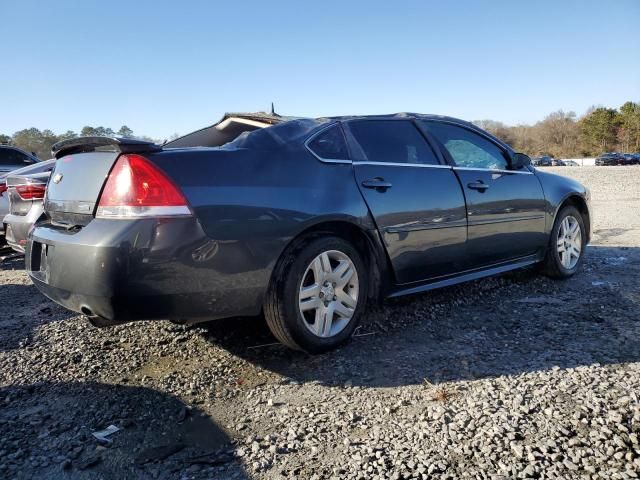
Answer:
xmin=474 ymin=101 xmax=640 ymax=158
xmin=1 ymin=101 xmax=639 ymax=160
xmin=0 ymin=126 xmax=161 ymax=160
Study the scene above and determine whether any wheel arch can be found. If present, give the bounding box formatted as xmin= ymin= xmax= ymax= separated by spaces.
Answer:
xmin=554 ymin=194 xmax=591 ymax=244
xmin=269 ymin=220 xmax=392 ymax=304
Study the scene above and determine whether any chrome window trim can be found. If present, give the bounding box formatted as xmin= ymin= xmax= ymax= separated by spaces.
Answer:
xmin=304 ymin=122 xmax=352 ymax=164
xmin=352 ymin=161 xmax=452 ymax=169
xmin=452 ymin=166 xmax=533 ymax=175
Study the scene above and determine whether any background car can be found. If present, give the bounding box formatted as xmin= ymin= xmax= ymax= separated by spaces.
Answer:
xmin=26 ymin=113 xmax=591 ymax=353
xmin=3 ymin=160 xmax=55 ymax=253
xmin=551 ymin=159 xmax=566 ymax=166
xmin=595 ymin=152 xmax=625 ymax=165
xmin=0 ymin=145 xmax=40 ymax=174
xmin=563 ymin=160 xmax=579 ymax=166
xmin=531 ymin=156 xmax=553 ymax=167
xmin=621 ymin=153 xmax=639 ymax=165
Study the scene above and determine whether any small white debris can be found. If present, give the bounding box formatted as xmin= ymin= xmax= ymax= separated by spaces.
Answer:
xmin=92 ymin=425 xmax=120 ymax=444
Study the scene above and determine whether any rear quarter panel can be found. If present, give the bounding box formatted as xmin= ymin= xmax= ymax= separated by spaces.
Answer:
xmin=147 ymin=146 xmax=375 ymax=305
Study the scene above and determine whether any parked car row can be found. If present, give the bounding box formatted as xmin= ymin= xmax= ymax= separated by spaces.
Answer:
xmin=531 ymin=152 xmax=640 ymax=167
xmin=17 ymin=112 xmax=592 ymax=353
xmin=530 ymin=156 xmax=572 ymax=167
xmin=595 ymin=152 xmax=640 ymax=166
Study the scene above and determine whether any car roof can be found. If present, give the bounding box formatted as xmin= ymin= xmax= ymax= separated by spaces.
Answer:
xmin=323 ymin=113 xmax=513 ymax=152
xmin=166 ymin=111 xmax=513 ymax=153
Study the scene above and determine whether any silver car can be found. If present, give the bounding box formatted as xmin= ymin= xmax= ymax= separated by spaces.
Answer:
xmin=0 ymin=178 xmax=8 ymax=243
xmin=3 ymin=160 xmax=55 ymax=252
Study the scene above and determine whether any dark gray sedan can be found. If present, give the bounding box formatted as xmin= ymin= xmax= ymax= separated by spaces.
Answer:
xmin=26 ymin=114 xmax=591 ymax=352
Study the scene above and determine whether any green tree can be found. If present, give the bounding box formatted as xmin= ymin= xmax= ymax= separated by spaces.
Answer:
xmin=57 ymin=130 xmax=77 ymax=141
xmin=617 ymin=101 xmax=640 ymax=152
xmin=11 ymin=128 xmax=58 ymax=159
xmin=117 ymin=125 xmax=134 ymax=138
xmin=80 ymin=126 xmax=115 ymax=137
xmin=0 ymin=133 xmax=11 ymax=145
xmin=579 ymin=107 xmax=620 ymax=155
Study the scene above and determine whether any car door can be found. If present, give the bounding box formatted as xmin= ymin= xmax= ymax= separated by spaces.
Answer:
xmin=344 ymin=119 xmax=467 ymax=284
xmin=419 ymin=120 xmax=546 ymax=268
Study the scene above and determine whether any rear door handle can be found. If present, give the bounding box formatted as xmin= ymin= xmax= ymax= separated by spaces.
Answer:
xmin=467 ymin=181 xmax=489 ymax=191
xmin=361 ymin=178 xmax=393 ymax=191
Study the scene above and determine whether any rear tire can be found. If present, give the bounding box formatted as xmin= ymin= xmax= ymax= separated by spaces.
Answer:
xmin=541 ymin=206 xmax=586 ymax=278
xmin=264 ymin=235 xmax=368 ymax=353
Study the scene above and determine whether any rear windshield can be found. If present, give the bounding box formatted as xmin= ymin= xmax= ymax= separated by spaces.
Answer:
xmin=223 ymin=119 xmax=327 ymax=150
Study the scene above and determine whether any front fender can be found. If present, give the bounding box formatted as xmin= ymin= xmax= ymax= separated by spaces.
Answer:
xmin=533 ymin=169 xmax=592 ymax=241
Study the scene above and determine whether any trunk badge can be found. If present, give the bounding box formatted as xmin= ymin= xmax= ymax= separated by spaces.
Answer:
xmin=53 ymin=173 xmax=63 ymax=184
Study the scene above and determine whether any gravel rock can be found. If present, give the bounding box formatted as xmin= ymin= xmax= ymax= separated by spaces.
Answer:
xmin=0 ymin=166 xmax=639 ymax=479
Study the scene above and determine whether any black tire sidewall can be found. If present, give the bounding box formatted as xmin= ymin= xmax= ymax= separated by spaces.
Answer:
xmin=279 ymin=236 xmax=368 ymax=353
xmin=550 ymin=206 xmax=586 ymax=277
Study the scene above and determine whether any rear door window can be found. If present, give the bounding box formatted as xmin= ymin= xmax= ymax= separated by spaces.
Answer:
xmin=421 ymin=121 xmax=509 ymax=170
xmin=347 ymin=120 xmax=440 ymax=165
xmin=307 ymin=124 xmax=350 ymax=160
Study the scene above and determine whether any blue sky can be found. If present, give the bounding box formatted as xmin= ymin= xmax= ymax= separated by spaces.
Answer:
xmin=1 ymin=0 xmax=638 ymax=139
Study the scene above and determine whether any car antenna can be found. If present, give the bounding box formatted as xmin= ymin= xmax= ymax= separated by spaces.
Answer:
xmin=271 ymin=102 xmax=279 ymax=117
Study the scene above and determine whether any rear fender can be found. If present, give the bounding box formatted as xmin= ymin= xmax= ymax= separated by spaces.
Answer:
xmin=146 ymin=147 xmax=381 ymax=307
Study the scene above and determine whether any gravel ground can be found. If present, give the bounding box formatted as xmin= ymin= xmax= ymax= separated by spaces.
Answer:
xmin=1 ymin=166 xmax=639 ymax=479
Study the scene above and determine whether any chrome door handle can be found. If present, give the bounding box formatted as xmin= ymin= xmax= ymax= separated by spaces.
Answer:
xmin=362 ymin=178 xmax=393 ymax=191
xmin=467 ymin=181 xmax=489 ymax=191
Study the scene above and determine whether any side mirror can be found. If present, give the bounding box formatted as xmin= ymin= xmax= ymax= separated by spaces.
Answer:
xmin=512 ymin=153 xmax=531 ymax=170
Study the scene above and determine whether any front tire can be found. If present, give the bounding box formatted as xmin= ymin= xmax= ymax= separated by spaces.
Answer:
xmin=264 ymin=236 xmax=368 ymax=353
xmin=541 ymin=206 xmax=586 ymax=278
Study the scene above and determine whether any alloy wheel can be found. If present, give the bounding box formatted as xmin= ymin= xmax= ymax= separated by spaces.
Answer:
xmin=557 ymin=215 xmax=582 ymax=269
xmin=298 ymin=250 xmax=359 ymax=338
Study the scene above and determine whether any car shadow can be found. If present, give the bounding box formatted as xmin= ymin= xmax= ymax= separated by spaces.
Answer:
xmin=0 ymin=263 xmax=74 ymax=353
xmin=0 ymin=381 xmax=249 ymax=480
xmin=198 ymin=244 xmax=639 ymax=388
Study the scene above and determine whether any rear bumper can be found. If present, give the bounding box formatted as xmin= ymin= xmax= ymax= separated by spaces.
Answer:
xmin=27 ymin=217 xmax=270 ymax=325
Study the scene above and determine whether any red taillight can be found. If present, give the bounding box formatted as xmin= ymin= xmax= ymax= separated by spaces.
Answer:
xmin=0 ymin=183 xmax=7 ymax=197
xmin=15 ymin=184 xmax=47 ymax=200
xmin=96 ymin=154 xmax=190 ymax=218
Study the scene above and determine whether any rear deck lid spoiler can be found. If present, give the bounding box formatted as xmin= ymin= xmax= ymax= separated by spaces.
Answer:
xmin=51 ymin=136 xmax=162 ymax=159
